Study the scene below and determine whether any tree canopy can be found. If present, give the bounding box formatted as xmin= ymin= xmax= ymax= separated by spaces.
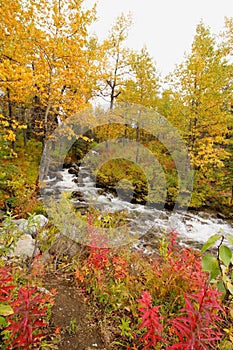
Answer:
xmin=0 ymin=1 xmax=232 ymax=213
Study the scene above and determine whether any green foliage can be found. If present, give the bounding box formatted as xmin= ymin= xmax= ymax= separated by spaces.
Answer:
xmin=201 ymin=234 xmax=222 ymax=252
xmin=65 ymin=318 xmax=79 ymax=335
xmin=201 ymin=233 xmax=233 ymax=300
xmin=202 ymin=254 xmax=221 ymax=280
xmin=0 ymin=304 xmax=14 ymax=317
xmin=202 ymin=234 xmax=233 ymax=350
xmin=0 ymin=137 xmax=42 ymax=216
xmin=0 ymin=212 xmax=20 ymax=259
xmin=119 ymin=316 xmax=133 ymax=340
xmin=96 ymin=158 xmax=149 ymax=204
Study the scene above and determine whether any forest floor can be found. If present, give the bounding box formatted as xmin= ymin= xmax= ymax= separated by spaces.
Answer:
xmin=44 ymin=273 xmax=107 ymax=350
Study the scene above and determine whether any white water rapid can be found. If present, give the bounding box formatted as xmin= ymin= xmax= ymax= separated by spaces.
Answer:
xmin=43 ymin=168 xmax=233 ymax=251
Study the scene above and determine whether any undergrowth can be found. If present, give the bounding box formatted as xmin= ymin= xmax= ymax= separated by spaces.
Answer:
xmin=0 ymin=211 xmax=232 ymax=349
xmin=73 ymin=227 xmax=233 ymax=349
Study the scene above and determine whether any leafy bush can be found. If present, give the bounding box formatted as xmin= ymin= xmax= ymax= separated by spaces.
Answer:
xmin=201 ymin=233 xmax=233 ymax=301
xmin=0 ymin=266 xmax=51 ymax=349
xmin=73 ymin=228 xmax=225 ymax=349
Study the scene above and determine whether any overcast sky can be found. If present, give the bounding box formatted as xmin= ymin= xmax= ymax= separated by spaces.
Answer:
xmin=85 ymin=0 xmax=232 ymax=77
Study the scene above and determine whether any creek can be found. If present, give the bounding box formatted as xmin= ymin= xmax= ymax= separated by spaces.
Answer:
xmin=41 ymin=167 xmax=233 ymax=252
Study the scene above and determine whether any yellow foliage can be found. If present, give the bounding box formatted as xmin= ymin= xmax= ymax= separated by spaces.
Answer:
xmin=0 ymin=0 xmax=96 ymax=156
xmin=80 ymin=136 xmax=94 ymax=142
xmin=1 ymin=120 xmax=9 ymax=127
xmin=3 ymin=130 xmax=16 ymax=142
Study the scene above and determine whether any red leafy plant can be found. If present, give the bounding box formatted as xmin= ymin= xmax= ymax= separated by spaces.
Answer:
xmin=137 ymin=291 xmax=165 ymax=349
xmin=86 ymin=213 xmax=110 ymax=269
xmin=6 ymin=286 xmax=48 ymax=349
xmin=169 ymin=285 xmax=224 ymax=350
xmin=0 ymin=267 xmax=15 ymax=302
xmin=0 ymin=267 xmax=49 ymax=349
xmin=111 ymin=255 xmax=129 ymax=279
xmin=87 ymin=247 xmax=110 ymax=270
xmin=137 ymin=287 xmax=223 ymax=350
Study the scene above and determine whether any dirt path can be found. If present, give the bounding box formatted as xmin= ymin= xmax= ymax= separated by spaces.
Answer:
xmin=44 ymin=273 xmax=106 ymax=350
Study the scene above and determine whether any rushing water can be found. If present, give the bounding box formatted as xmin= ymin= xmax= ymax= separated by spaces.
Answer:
xmin=43 ymin=168 xmax=233 ymax=251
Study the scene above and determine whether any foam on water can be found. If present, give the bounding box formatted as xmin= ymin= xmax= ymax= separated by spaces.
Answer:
xmin=48 ymin=168 xmax=233 ymax=247
xmin=54 ymin=169 xmax=77 ymax=192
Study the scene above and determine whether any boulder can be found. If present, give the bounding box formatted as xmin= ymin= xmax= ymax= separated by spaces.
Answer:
xmin=71 ymin=191 xmax=84 ymax=201
xmin=48 ymin=234 xmax=82 ymax=259
xmin=8 ymin=234 xmax=39 ymax=258
xmin=68 ymin=167 xmax=79 ymax=176
xmin=3 ymin=215 xmax=49 ymax=259
xmin=217 ymin=212 xmax=226 ymax=220
xmin=71 ymin=163 xmax=80 ymax=171
xmin=17 ymin=214 xmax=48 ymax=238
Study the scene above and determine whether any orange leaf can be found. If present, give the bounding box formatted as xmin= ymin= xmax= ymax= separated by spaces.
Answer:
xmin=55 ymin=326 xmax=61 ymax=334
xmin=50 ymin=288 xmax=57 ymax=295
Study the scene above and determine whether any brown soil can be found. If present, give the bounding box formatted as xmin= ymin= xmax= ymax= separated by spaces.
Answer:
xmin=43 ymin=273 xmax=107 ymax=350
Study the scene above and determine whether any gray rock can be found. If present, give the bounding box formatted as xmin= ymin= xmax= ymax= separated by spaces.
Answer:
xmin=68 ymin=167 xmax=79 ymax=176
xmin=2 ymin=215 xmax=48 ymax=260
xmin=49 ymin=234 xmax=83 ymax=259
xmin=9 ymin=234 xmax=39 ymax=258
xmin=34 ymin=214 xmax=48 ymax=227
xmin=71 ymin=163 xmax=80 ymax=171
xmin=17 ymin=215 xmax=48 ymax=238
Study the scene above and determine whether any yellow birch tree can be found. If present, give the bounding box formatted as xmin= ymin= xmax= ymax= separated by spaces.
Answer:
xmin=164 ymin=22 xmax=232 ymax=207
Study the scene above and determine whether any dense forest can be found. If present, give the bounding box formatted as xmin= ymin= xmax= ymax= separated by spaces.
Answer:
xmin=1 ymin=2 xmax=233 ymax=349
xmin=0 ymin=0 xmax=232 ymax=217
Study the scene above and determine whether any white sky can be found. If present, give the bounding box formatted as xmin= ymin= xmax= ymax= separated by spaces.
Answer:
xmin=85 ymin=0 xmax=233 ymax=78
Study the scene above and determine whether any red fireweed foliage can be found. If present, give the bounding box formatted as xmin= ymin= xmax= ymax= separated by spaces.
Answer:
xmin=0 ymin=267 xmax=15 ymax=301
xmin=86 ymin=213 xmax=110 ymax=269
xmin=0 ymin=267 xmax=50 ymax=349
xmin=167 ymin=229 xmax=180 ymax=254
xmin=168 ymin=285 xmax=224 ymax=350
xmin=156 ymin=230 xmax=208 ymax=292
xmin=137 ymin=291 xmax=165 ymax=349
xmin=6 ymin=286 xmax=48 ymax=349
xmin=168 ymin=248 xmax=205 ymax=289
